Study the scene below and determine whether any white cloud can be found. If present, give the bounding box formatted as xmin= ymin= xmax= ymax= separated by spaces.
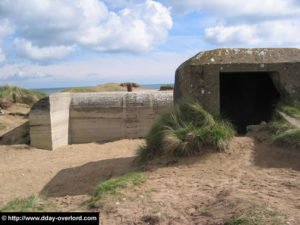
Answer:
xmin=14 ymin=39 xmax=76 ymax=60
xmin=0 ymin=0 xmax=172 ymax=61
xmin=205 ymin=20 xmax=300 ymax=47
xmin=164 ymin=0 xmax=300 ymax=19
xmin=78 ymin=0 xmax=172 ymax=52
xmin=0 ymin=48 xmax=5 ymax=63
xmin=0 ymin=19 xmax=14 ymax=39
xmin=4 ymin=71 xmax=53 ymax=81
xmin=164 ymin=0 xmax=300 ymax=48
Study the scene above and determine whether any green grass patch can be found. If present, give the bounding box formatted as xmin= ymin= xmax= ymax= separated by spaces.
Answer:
xmin=0 ymin=195 xmax=56 ymax=212
xmin=0 ymin=85 xmax=47 ymax=107
xmin=89 ymin=172 xmax=146 ymax=205
xmin=267 ymin=108 xmax=300 ymax=149
xmin=137 ymin=101 xmax=235 ymax=161
xmin=159 ymin=84 xmax=173 ymax=91
xmin=278 ymin=100 xmax=300 ymax=120
xmin=273 ymin=128 xmax=300 ymax=149
xmin=225 ymin=203 xmax=287 ymax=225
xmin=0 ymin=124 xmax=5 ymax=130
xmin=62 ymin=83 xmax=145 ymax=93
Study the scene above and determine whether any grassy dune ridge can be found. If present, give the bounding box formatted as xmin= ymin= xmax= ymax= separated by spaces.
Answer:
xmin=0 ymin=85 xmax=47 ymax=108
xmin=61 ymin=82 xmax=146 ymax=93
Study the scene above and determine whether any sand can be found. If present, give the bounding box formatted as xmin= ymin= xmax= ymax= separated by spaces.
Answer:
xmin=0 ymin=104 xmax=300 ymax=225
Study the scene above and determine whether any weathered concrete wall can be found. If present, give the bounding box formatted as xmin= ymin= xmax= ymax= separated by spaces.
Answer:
xmin=174 ymin=48 xmax=300 ymax=114
xmin=70 ymin=92 xmax=172 ymax=143
xmin=29 ymin=91 xmax=173 ymax=150
xmin=49 ymin=93 xmax=72 ymax=149
xmin=29 ymin=93 xmax=72 ymax=150
xmin=29 ymin=97 xmax=52 ymax=150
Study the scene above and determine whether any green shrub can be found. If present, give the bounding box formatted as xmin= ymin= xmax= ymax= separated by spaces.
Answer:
xmin=159 ymin=84 xmax=173 ymax=91
xmin=0 ymin=85 xmax=47 ymax=108
xmin=137 ymin=101 xmax=235 ymax=160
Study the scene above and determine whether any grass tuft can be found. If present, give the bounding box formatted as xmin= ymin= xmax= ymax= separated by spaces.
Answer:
xmin=89 ymin=172 xmax=146 ymax=205
xmin=277 ymin=100 xmax=300 ymax=120
xmin=225 ymin=203 xmax=287 ymax=225
xmin=0 ymin=195 xmax=56 ymax=212
xmin=137 ymin=101 xmax=235 ymax=161
xmin=267 ymin=106 xmax=300 ymax=149
xmin=0 ymin=124 xmax=5 ymax=130
xmin=273 ymin=128 xmax=300 ymax=149
xmin=0 ymin=85 xmax=47 ymax=108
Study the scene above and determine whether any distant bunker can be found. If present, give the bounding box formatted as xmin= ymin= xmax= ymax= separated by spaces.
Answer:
xmin=174 ymin=48 xmax=300 ymax=133
xmin=30 ymin=92 xmax=173 ymax=150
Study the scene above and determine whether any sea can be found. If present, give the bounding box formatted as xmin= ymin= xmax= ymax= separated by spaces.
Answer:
xmin=33 ymin=84 xmax=173 ymax=95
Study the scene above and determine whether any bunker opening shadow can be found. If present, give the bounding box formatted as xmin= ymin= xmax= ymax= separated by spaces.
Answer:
xmin=220 ymin=72 xmax=280 ymax=134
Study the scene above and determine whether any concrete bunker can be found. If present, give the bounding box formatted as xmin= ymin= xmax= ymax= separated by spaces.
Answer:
xmin=29 ymin=91 xmax=173 ymax=150
xmin=174 ymin=48 xmax=300 ymax=132
xmin=220 ymin=72 xmax=280 ymax=133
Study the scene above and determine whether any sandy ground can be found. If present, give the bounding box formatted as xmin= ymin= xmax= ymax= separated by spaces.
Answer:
xmin=0 ymin=104 xmax=300 ymax=225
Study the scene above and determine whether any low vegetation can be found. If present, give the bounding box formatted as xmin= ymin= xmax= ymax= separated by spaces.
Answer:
xmin=226 ymin=203 xmax=287 ymax=225
xmin=137 ymin=101 xmax=235 ymax=161
xmin=89 ymin=172 xmax=146 ymax=205
xmin=277 ymin=100 xmax=300 ymax=120
xmin=0 ymin=124 xmax=5 ymax=130
xmin=159 ymin=84 xmax=174 ymax=91
xmin=62 ymin=82 xmax=144 ymax=93
xmin=120 ymin=82 xmax=140 ymax=88
xmin=0 ymin=195 xmax=56 ymax=212
xmin=267 ymin=106 xmax=300 ymax=149
xmin=0 ymin=85 xmax=47 ymax=108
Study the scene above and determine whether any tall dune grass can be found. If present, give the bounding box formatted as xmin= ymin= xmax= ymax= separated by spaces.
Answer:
xmin=0 ymin=85 xmax=47 ymax=108
xmin=137 ymin=101 xmax=235 ymax=161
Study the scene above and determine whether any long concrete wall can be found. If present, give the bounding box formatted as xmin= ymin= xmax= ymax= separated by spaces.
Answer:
xmin=29 ymin=91 xmax=173 ymax=150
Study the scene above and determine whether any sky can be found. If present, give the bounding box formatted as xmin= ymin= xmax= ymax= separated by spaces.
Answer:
xmin=0 ymin=0 xmax=300 ymax=89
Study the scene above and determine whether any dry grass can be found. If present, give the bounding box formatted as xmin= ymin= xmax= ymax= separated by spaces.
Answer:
xmin=0 ymin=85 xmax=47 ymax=108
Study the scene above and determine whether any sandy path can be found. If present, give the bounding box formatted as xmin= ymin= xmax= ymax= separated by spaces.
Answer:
xmin=98 ymin=132 xmax=300 ymax=225
xmin=0 ymin=104 xmax=300 ymax=224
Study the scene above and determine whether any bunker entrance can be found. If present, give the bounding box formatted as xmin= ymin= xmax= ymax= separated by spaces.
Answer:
xmin=220 ymin=72 xmax=280 ymax=134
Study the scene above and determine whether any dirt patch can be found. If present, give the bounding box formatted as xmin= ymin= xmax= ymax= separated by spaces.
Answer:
xmin=0 ymin=103 xmax=30 ymax=145
xmin=0 ymin=104 xmax=300 ymax=224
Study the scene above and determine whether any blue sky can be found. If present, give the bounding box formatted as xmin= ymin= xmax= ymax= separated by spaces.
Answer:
xmin=0 ymin=0 xmax=299 ymax=89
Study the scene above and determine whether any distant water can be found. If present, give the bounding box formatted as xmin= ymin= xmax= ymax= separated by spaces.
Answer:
xmin=33 ymin=83 xmax=173 ymax=95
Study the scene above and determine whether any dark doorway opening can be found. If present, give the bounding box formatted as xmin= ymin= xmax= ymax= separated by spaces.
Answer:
xmin=220 ymin=72 xmax=280 ymax=134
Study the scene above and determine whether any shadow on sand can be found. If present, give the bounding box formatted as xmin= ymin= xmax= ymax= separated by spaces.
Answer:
xmin=252 ymin=139 xmax=300 ymax=171
xmin=40 ymin=156 xmax=137 ymax=197
xmin=0 ymin=122 xmax=29 ymax=145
